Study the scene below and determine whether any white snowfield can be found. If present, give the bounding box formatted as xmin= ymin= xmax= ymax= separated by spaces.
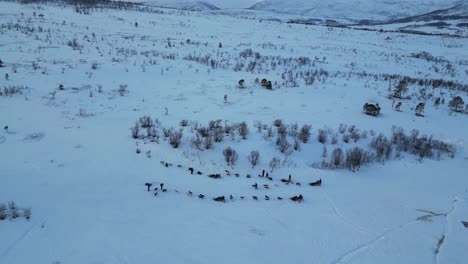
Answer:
xmin=0 ymin=1 xmax=467 ymax=264
xmin=250 ymin=0 xmax=463 ymax=21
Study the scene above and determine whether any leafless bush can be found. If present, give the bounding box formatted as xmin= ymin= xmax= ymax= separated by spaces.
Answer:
xmin=139 ymin=116 xmax=153 ymax=128
xmin=131 ymin=122 xmax=139 ymax=139
xmin=238 ymin=122 xmax=249 ymax=139
xmin=345 ymin=147 xmax=371 ymax=171
xmin=8 ymin=201 xmax=19 ymax=219
xmin=289 ymin=123 xmax=298 ymax=137
xmin=118 ymin=84 xmax=128 ymax=96
xmin=223 ymin=147 xmax=238 ymax=166
xmin=162 ymin=128 xmax=171 ymax=138
xmin=350 ymin=129 xmax=361 ymax=143
xmin=198 ymin=126 xmax=210 ymax=138
xmin=343 ymin=134 xmax=350 ymax=143
xmin=266 ymin=126 xmax=274 ymax=139
xmin=276 ymin=135 xmax=291 ymax=153
xmin=169 ymin=129 xmax=183 ymax=148
xmin=147 ymin=126 xmax=159 ymax=142
xmin=209 ymin=119 xmax=222 ymax=130
xmin=277 ymin=124 xmax=287 ymax=137
xmin=317 ymin=129 xmax=328 ymax=144
xmin=370 ymin=134 xmax=393 ymax=161
xmin=180 ymin=120 xmax=189 ymax=127
xmin=203 ymin=135 xmax=213 ymax=149
xmin=331 ymin=134 xmax=338 ymax=145
xmin=322 ymin=146 xmax=328 ymax=158
xmin=339 ymin=124 xmax=347 ymax=134
xmin=191 ymin=134 xmax=203 ymax=151
xmin=293 ymin=137 xmax=301 ymax=151
xmin=23 ymin=208 xmax=31 ymax=221
xmin=0 ymin=203 xmax=7 ymax=220
xmin=273 ymin=119 xmax=283 ymax=127
xmin=67 ymin=38 xmax=81 ymax=50
xmin=298 ymin=124 xmax=311 ymax=143
xmin=211 ymin=127 xmax=224 ymax=142
xmin=269 ymin=157 xmax=281 ymax=172
xmin=248 ymin=150 xmax=260 ymax=168
xmin=330 ymin=148 xmax=344 ymax=168
xmin=1 ymin=86 xmax=23 ymax=97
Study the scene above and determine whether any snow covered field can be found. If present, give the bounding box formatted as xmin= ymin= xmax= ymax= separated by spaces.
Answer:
xmin=0 ymin=1 xmax=467 ymax=263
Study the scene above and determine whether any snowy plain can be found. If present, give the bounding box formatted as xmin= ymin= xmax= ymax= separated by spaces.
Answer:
xmin=0 ymin=1 xmax=468 ymax=263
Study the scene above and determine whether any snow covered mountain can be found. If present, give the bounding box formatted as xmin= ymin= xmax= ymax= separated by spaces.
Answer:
xmin=250 ymin=0 xmax=464 ymax=22
xmin=129 ymin=0 xmax=220 ymax=11
xmin=385 ymin=1 xmax=468 ymax=24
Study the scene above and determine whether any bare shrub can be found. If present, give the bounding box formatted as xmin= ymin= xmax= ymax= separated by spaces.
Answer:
xmin=180 ymin=120 xmax=189 ymax=127
xmin=276 ymin=135 xmax=291 ymax=153
xmin=203 ymin=135 xmax=213 ymax=149
xmin=238 ymin=122 xmax=249 ymax=139
xmin=147 ymin=126 xmax=159 ymax=142
xmin=322 ymin=146 xmax=327 ymax=158
xmin=331 ymin=134 xmax=338 ymax=145
xmin=139 ymin=116 xmax=153 ymax=128
xmin=317 ymin=128 xmax=328 ymax=144
xmin=345 ymin=147 xmax=370 ymax=171
xmin=8 ymin=201 xmax=19 ymax=219
xmin=343 ymin=134 xmax=350 ymax=143
xmin=298 ymin=124 xmax=311 ymax=143
xmin=370 ymin=134 xmax=393 ymax=161
xmin=0 ymin=203 xmax=7 ymax=220
xmin=269 ymin=157 xmax=281 ymax=172
xmin=277 ymin=124 xmax=287 ymax=137
xmin=223 ymin=147 xmax=238 ymax=166
xmin=339 ymin=124 xmax=347 ymax=134
xmin=211 ymin=127 xmax=224 ymax=142
xmin=209 ymin=119 xmax=222 ymax=130
xmin=169 ymin=129 xmax=183 ymax=148
xmin=198 ymin=126 xmax=210 ymax=138
xmin=289 ymin=123 xmax=298 ymax=137
xmin=273 ymin=119 xmax=283 ymax=127
xmin=131 ymin=122 xmax=139 ymax=139
xmin=293 ymin=137 xmax=301 ymax=151
xmin=248 ymin=150 xmax=260 ymax=168
xmin=330 ymin=148 xmax=344 ymax=168
xmin=23 ymin=208 xmax=31 ymax=221
xmin=191 ymin=134 xmax=203 ymax=151
xmin=350 ymin=129 xmax=361 ymax=143
xmin=118 ymin=84 xmax=128 ymax=96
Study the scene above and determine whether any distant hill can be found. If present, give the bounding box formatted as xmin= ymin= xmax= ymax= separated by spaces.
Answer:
xmin=249 ymin=0 xmax=463 ymax=22
xmin=131 ymin=0 xmax=220 ymax=11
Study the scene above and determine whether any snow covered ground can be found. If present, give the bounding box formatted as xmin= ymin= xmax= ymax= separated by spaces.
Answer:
xmin=0 ymin=1 xmax=467 ymax=263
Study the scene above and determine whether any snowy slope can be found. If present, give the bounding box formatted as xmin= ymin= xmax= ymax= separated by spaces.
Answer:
xmin=250 ymin=0 xmax=463 ymax=22
xmin=0 ymin=1 xmax=467 ymax=264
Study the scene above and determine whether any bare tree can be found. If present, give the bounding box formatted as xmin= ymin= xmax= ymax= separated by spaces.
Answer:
xmin=23 ymin=208 xmax=32 ymax=221
xmin=276 ymin=135 xmax=291 ymax=153
xmin=203 ymin=135 xmax=213 ymax=149
xmin=118 ymin=84 xmax=128 ymax=96
xmin=317 ymin=128 xmax=328 ymax=144
xmin=248 ymin=150 xmax=260 ymax=168
xmin=191 ymin=134 xmax=203 ymax=151
xmin=269 ymin=157 xmax=281 ymax=172
xmin=238 ymin=122 xmax=249 ymax=139
xmin=298 ymin=124 xmax=311 ymax=143
xmin=330 ymin=148 xmax=344 ymax=168
xmin=169 ymin=129 xmax=183 ymax=148
xmin=130 ymin=122 xmax=139 ymax=139
xmin=223 ymin=147 xmax=238 ymax=166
